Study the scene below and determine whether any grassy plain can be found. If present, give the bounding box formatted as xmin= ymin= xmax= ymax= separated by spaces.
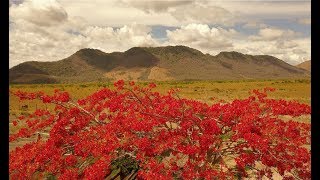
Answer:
xmin=10 ymin=79 xmax=311 ymax=116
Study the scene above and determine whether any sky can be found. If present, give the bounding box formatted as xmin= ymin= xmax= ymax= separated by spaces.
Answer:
xmin=9 ymin=0 xmax=311 ymax=68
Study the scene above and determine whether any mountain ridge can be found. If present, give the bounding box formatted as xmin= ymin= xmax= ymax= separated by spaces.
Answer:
xmin=296 ymin=60 xmax=311 ymax=72
xmin=9 ymin=45 xmax=310 ymax=84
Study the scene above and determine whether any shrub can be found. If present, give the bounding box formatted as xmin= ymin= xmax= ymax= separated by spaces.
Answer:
xmin=9 ymin=81 xmax=310 ymax=179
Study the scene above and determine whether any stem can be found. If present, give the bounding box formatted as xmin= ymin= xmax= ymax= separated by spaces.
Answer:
xmin=67 ymin=101 xmax=104 ymax=124
xmin=124 ymin=88 xmax=150 ymax=110
xmin=174 ymin=92 xmax=186 ymax=121
xmin=266 ymin=150 xmax=302 ymax=180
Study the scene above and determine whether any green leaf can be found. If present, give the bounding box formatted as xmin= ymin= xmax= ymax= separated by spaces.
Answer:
xmin=46 ymin=174 xmax=57 ymax=180
xmin=161 ymin=149 xmax=172 ymax=157
xmin=220 ymin=131 xmax=233 ymax=140
xmin=245 ymin=165 xmax=252 ymax=171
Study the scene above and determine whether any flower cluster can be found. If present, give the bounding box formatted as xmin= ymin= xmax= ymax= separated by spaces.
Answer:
xmin=9 ymin=81 xmax=311 ymax=179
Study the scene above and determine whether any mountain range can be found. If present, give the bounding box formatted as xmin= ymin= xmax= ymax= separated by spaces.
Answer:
xmin=9 ymin=45 xmax=310 ymax=84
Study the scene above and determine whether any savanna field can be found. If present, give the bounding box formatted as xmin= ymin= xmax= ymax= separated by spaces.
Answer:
xmin=9 ymin=79 xmax=311 ymax=179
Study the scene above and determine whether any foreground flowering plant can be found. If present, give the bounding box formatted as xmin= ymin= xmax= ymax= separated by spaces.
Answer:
xmin=10 ymin=81 xmax=311 ymax=179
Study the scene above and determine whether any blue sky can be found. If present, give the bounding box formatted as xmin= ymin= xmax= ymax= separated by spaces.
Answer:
xmin=150 ymin=19 xmax=311 ymax=40
xmin=9 ymin=0 xmax=310 ymax=67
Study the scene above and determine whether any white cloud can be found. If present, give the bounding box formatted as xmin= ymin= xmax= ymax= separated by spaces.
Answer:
xmin=9 ymin=0 xmax=160 ymax=68
xmin=169 ymin=3 xmax=234 ymax=25
xmin=9 ymin=0 xmax=24 ymax=7
xmin=9 ymin=21 xmax=160 ymax=67
xmin=116 ymin=1 xmax=310 ymax=26
xmin=242 ymin=21 xmax=268 ymax=29
xmin=216 ymin=1 xmax=310 ymax=19
xmin=80 ymin=23 xmax=159 ymax=52
xmin=119 ymin=1 xmax=234 ymax=25
xmin=119 ymin=0 xmax=193 ymax=13
xmin=249 ymin=28 xmax=300 ymax=41
xmin=233 ymin=37 xmax=310 ymax=65
xmin=24 ymin=0 xmax=309 ymax=27
xmin=61 ymin=0 xmax=179 ymax=27
xmin=10 ymin=0 xmax=68 ymax=26
xmin=166 ymin=24 xmax=237 ymax=53
xmin=9 ymin=0 xmax=311 ymax=68
xmin=276 ymin=40 xmax=298 ymax=49
xmin=165 ymin=24 xmax=310 ymax=65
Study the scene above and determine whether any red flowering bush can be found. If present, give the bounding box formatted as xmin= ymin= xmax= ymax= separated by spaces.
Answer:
xmin=9 ymin=80 xmax=311 ymax=179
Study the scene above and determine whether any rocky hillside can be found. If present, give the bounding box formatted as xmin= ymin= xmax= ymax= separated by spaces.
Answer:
xmin=296 ymin=60 xmax=311 ymax=72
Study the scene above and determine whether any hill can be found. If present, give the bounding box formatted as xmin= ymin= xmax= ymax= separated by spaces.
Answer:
xmin=9 ymin=46 xmax=310 ymax=83
xmin=296 ymin=60 xmax=311 ymax=72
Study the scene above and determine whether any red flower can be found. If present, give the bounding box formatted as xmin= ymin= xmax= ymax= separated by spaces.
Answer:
xmin=114 ymin=79 xmax=125 ymax=89
xmin=148 ymin=82 xmax=156 ymax=88
xmin=65 ymin=155 xmax=78 ymax=166
xmin=129 ymin=81 xmax=135 ymax=86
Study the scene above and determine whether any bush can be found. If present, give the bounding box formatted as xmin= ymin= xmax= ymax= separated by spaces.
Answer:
xmin=9 ymin=80 xmax=310 ymax=179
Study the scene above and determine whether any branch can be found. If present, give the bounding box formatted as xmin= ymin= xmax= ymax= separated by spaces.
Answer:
xmin=67 ymin=101 xmax=104 ymax=125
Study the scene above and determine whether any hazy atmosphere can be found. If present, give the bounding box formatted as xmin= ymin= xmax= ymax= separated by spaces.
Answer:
xmin=9 ymin=0 xmax=311 ymax=68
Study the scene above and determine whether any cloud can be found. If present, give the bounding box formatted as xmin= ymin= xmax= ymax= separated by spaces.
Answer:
xmin=9 ymin=0 xmax=24 ymax=6
xmin=60 ymin=0 xmax=179 ymax=27
xmin=80 ymin=23 xmax=159 ymax=51
xmin=233 ymin=35 xmax=310 ymax=65
xmin=9 ymin=0 xmax=160 ymax=67
xmin=297 ymin=17 xmax=311 ymax=25
xmin=9 ymin=18 xmax=89 ymax=67
xmin=54 ymin=0 xmax=310 ymax=27
xmin=119 ymin=0 xmax=234 ymax=25
xmin=10 ymin=0 xmax=68 ymax=26
xmin=169 ymin=3 xmax=234 ymax=25
xmin=119 ymin=0 xmax=193 ymax=13
xmin=165 ymin=24 xmax=310 ymax=65
xmin=9 ymin=0 xmax=311 ymax=67
xmin=276 ymin=40 xmax=298 ymax=49
xmin=249 ymin=28 xmax=300 ymax=41
xmin=9 ymin=21 xmax=160 ymax=67
xmin=166 ymin=24 xmax=236 ymax=54
xmin=242 ymin=21 xmax=268 ymax=29
xmin=218 ymin=1 xmax=310 ymax=18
